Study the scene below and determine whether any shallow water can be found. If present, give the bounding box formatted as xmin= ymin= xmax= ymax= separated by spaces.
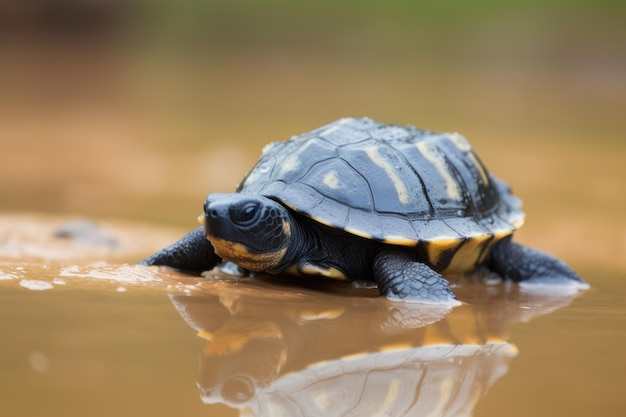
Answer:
xmin=0 ymin=214 xmax=624 ymax=417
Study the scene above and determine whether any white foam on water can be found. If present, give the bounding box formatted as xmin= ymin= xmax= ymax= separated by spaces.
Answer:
xmin=59 ymin=263 xmax=163 ymax=284
xmin=0 ymin=270 xmax=16 ymax=280
xmin=19 ymin=279 xmax=54 ymax=291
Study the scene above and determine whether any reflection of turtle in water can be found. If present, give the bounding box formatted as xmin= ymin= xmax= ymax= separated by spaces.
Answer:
xmin=143 ymin=118 xmax=588 ymax=303
xmin=169 ymin=283 xmax=581 ymax=417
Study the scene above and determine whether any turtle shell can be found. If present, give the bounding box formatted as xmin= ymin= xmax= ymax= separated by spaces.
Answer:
xmin=238 ymin=118 xmax=524 ymax=254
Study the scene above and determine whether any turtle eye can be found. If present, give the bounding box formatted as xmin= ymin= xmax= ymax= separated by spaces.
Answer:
xmin=230 ymin=201 xmax=261 ymax=226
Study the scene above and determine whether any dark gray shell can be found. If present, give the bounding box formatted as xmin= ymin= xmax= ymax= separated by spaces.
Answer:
xmin=238 ymin=118 xmax=524 ymax=262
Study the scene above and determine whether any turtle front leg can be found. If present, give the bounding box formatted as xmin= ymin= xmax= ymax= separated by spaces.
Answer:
xmin=140 ymin=227 xmax=221 ymax=274
xmin=373 ymin=249 xmax=460 ymax=305
xmin=488 ymin=237 xmax=589 ymax=288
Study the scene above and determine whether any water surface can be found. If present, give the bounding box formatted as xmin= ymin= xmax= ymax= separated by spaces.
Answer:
xmin=0 ymin=214 xmax=624 ymax=417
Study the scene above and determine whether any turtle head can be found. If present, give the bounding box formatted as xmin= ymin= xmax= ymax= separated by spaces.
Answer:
xmin=203 ymin=193 xmax=292 ymax=272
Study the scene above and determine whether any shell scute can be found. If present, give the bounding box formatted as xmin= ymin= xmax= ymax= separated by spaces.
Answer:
xmin=239 ymin=118 xmax=524 ymax=245
xmin=344 ymin=208 xmax=380 ymax=240
xmin=312 ymin=118 xmax=372 ymax=146
xmin=337 ymin=143 xmax=431 ymax=213
xmin=300 ymin=159 xmax=375 ymax=211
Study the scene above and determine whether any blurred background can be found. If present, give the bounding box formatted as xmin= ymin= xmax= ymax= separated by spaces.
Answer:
xmin=1 ymin=0 xmax=625 ymax=270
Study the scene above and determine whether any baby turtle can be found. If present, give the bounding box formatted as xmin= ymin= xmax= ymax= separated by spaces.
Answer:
xmin=141 ymin=117 xmax=587 ymax=304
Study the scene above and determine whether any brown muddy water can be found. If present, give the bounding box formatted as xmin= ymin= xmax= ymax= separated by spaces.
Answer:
xmin=2 ymin=106 xmax=626 ymax=416
xmin=0 ymin=201 xmax=625 ymax=417
xmin=2 ymin=36 xmax=626 ymax=417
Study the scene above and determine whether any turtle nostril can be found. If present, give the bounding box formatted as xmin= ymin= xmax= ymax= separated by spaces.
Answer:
xmin=210 ymin=209 xmax=219 ymax=218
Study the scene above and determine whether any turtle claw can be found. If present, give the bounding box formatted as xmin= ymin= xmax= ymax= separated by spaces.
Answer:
xmin=374 ymin=250 xmax=461 ymax=305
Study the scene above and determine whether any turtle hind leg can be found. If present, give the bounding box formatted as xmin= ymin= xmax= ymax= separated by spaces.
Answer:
xmin=140 ymin=226 xmax=221 ymax=274
xmin=373 ymin=249 xmax=460 ymax=305
xmin=488 ymin=237 xmax=589 ymax=289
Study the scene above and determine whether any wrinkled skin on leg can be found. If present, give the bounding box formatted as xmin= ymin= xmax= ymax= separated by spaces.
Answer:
xmin=488 ymin=237 xmax=588 ymax=288
xmin=140 ymin=227 xmax=221 ymax=273
xmin=373 ymin=249 xmax=460 ymax=305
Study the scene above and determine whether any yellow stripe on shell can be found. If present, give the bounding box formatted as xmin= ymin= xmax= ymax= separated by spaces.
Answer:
xmin=448 ymin=132 xmax=471 ymax=151
xmin=279 ymin=154 xmax=301 ymax=174
xmin=475 ymin=227 xmax=516 ymax=264
xmin=382 ymin=235 xmax=419 ymax=246
xmin=476 ymin=241 xmax=492 ymax=265
xmin=416 ymin=141 xmax=461 ymax=201
xmin=364 ymin=145 xmax=410 ymax=205
xmin=426 ymin=236 xmax=464 ymax=267
xmin=449 ymin=132 xmax=490 ymax=185
xmin=468 ymin=151 xmax=489 ymax=185
xmin=323 ymin=170 xmax=340 ymax=189
xmin=442 ymin=234 xmax=492 ymax=276
xmin=299 ymin=263 xmax=347 ymax=280
xmin=492 ymin=228 xmax=516 ymax=240
xmin=344 ymin=227 xmax=374 ymax=240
